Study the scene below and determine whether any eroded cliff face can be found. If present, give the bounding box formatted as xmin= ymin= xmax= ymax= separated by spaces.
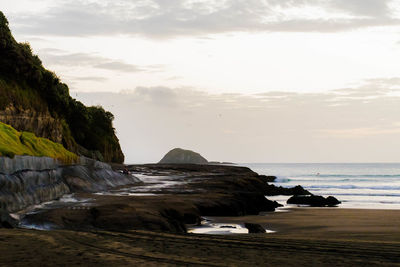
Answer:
xmin=0 ymin=156 xmax=140 ymax=213
xmin=0 ymin=106 xmax=63 ymax=144
xmin=0 ymin=155 xmax=58 ymax=175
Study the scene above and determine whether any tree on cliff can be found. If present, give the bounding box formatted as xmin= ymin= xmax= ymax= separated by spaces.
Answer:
xmin=0 ymin=12 xmax=8 ymax=27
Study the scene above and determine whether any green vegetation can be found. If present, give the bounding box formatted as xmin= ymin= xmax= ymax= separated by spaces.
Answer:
xmin=0 ymin=11 xmax=124 ymax=162
xmin=0 ymin=121 xmax=78 ymax=163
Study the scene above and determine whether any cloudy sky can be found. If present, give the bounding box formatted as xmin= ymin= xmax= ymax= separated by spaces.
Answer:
xmin=3 ymin=0 xmax=400 ymax=163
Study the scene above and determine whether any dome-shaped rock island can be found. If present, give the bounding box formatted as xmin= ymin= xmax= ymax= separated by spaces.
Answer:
xmin=159 ymin=148 xmax=208 ymax=164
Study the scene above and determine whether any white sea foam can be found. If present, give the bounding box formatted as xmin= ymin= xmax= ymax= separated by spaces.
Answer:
xmin=94 ymin=173 xmax=187 ymax=196
xmin=188 ymin=221 xmax=275 ymax=235
xmin=19 ymin=222 xmax=56 ymax=231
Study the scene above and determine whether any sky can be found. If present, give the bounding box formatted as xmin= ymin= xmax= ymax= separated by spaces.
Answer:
xmin=2 ymin=0 xmax=400 ymax=163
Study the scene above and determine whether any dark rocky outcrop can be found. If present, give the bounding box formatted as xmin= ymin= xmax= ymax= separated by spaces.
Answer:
xmin=287 ymin=195 xmax=341 ymax=207
xmin=159 ymin=148 xmax=208 ymax=164
xmin=265 ymin=184 xmax=311 ymax=196
xmin=244 ymin=223 xmax=266 ymax=233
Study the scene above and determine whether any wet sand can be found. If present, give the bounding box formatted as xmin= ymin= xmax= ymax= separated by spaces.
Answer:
xmin=213 ymin=208 xmax=400 ymax=242
xmin=1 ymin=208 xmax=399 ymax=266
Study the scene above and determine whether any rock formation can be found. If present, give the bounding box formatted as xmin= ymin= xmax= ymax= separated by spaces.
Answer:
xmin=265 ymin=184 xmax=311 ymax=196
xmin=159 ymin=148 xmax=208 ymax=164
xmin=287 ymin=195 xmax=341 ymax=207
xmin=244 ymin=223 xmax=266 ymax=233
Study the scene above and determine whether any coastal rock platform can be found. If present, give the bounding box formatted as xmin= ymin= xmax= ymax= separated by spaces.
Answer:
xmin=22 ymin=164 xmax=292 ymax=232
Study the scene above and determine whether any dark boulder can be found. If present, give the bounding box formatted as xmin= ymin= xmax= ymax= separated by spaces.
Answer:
xmin=263 ymin=198 xmax=283 ymax=212
xmin=287 ymin=195 xmax=325 ymax=207
xmin=325 ymin=196 xmax=341 ymax=207
xmin=0 ymin=212 xmax=18 ymax=228
xmin=265 ymin=184 xmax=311 ymax=196
xmin=292 ymin=185 xmax=311 ymax=195
xmin=244 ymin=223 xmax=266 ymax=233
xmin=287 ymin=195 xmax=341 ymax=207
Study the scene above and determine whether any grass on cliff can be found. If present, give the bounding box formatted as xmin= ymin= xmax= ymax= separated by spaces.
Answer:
xmin=0 ymin=121 xmax=77 ymax=163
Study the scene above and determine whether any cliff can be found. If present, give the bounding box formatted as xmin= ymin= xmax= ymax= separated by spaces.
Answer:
xmin=159 ymin=148 xmax=208 ymax=164
xmin=0 ymin=11 xmax=124 ymax=163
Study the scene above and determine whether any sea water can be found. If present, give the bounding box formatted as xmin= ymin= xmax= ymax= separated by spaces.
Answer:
xmin=243 ymin=163 xmax=400 ymax=209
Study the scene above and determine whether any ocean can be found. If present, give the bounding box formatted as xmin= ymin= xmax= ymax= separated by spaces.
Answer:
xmin=243 ymin=163 xmax=400 ymax=209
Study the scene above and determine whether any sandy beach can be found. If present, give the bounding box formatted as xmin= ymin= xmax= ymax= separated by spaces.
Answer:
xmin=1 ymin=208 xmax=399 ymax=266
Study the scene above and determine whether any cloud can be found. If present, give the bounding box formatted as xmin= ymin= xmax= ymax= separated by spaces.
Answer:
xmin=74 ymin=77 xmax=400 ymax=163
xmin=329 ymin=0 xmax=391 ymax=17
xmin=38 ymin=48 xmax=160 ymax=73
xmin=330 ymin=78 xmax=400 ymax=99
xmin=264 ymin=17 xmax=399 ymax=33
xmin=318 ymin=127 xmax=400 ymax=138
xmin=9 ymin=0 xmax=399 ymax=38
xmin=94 ymin=62 xmax=142 ymax=72
xmin=69 ymin=76 xmax=108 ymax=82
xmin=128 ymin=86 xmax=179 ymax=106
